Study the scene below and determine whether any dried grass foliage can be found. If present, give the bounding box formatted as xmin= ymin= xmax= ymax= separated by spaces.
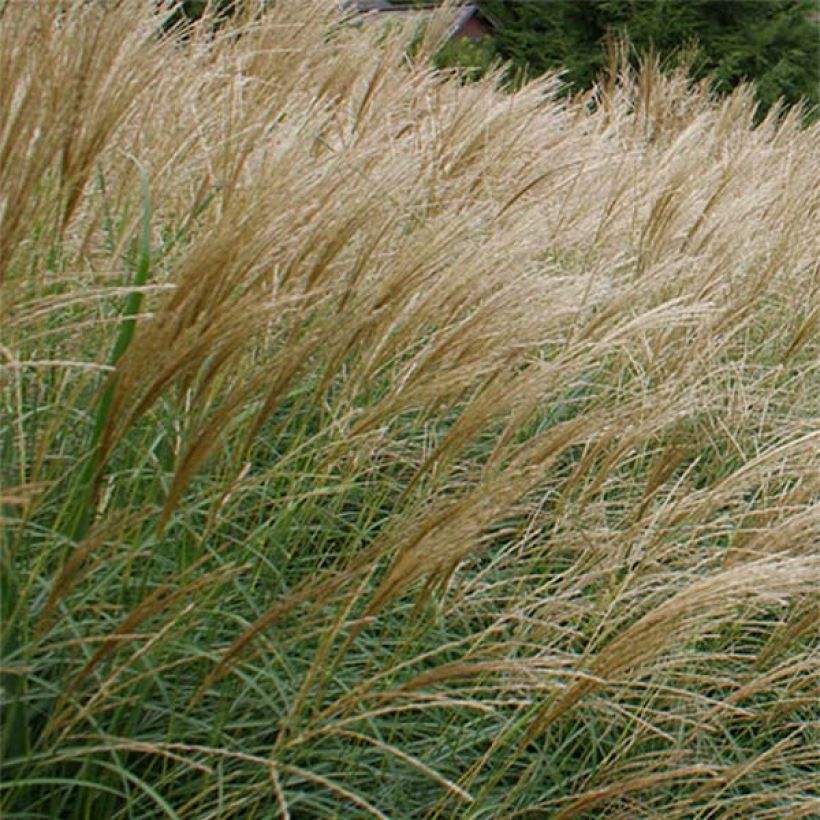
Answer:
xmin=2 ymin=1 xmax=818 ymax=816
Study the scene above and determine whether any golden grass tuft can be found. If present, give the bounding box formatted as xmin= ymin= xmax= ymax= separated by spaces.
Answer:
xmin=2 ymin=1 xmax=818 ymax=816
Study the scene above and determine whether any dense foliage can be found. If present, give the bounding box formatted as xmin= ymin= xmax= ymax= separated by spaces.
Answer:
xmin=477 ymin=0 xmax=819 ymax=117
xmin=156 ymin=0 xmax=238 ymax=35
xmin=2 ymin=1 xmax=819 ymax=817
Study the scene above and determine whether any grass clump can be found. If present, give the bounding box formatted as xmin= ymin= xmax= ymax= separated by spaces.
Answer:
xmin=2 ymin=1 xmax=818 ymax=817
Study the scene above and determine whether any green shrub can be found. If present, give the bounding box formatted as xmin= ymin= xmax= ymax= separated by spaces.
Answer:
xmin=435 ymin=35 xmax=499 ymax=82
xmin=479 ymin=0 xmax=820 ymax=118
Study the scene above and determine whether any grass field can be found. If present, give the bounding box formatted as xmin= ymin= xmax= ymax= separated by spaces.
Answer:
xmin=1 ymin=1 xmax=818 ymax=817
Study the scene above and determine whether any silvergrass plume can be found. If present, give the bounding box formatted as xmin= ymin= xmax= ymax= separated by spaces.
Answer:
xmin=2 ymin=1 xmax=818 ymax=816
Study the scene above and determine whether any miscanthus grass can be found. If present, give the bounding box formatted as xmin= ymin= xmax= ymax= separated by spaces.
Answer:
xmin=1 ymin=1 xmax=818 ymax=817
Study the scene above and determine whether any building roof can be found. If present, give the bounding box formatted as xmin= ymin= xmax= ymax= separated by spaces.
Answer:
xmin=347 ymin=1 xmax=474 ymax=10
xmin=341 ymin=1 xmax=490 ymax=40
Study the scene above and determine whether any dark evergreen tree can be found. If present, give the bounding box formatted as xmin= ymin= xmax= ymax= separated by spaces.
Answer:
xmin=157 ymin=0 xmax=238 ymax=38
xmin=477 ymin=0 xmax=819 ymax=117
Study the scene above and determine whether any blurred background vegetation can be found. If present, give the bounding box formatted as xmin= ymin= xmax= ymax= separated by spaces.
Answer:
xmin=475 ymin=0 xmax=819 ymax=119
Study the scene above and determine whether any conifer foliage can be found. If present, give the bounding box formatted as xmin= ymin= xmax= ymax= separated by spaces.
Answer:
xmin=478 ymin=0 xmax=819 ymax=117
